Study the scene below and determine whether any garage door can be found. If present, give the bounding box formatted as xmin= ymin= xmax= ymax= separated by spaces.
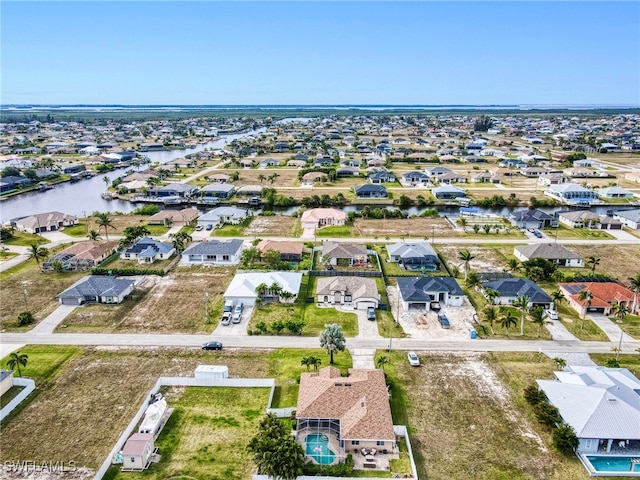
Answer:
xmin=355 ymin=301 xmax=376 ymax=310
xmin=408 ymin=303 xmax=427 ymax=311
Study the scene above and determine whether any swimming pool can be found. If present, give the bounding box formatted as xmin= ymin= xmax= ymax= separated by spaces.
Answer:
xmin=305 ymin=433 xmax=336 ymax=465
xmin=585 ymin=455 xmax=640 ymax=474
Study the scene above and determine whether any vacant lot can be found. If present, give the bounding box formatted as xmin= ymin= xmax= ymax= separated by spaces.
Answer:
xmin=353 ymin=217 xmax=455 ymax=238
xmin=108 ymin=387 xmax=271 ymax=480
xmin=0 ymin=346 xmax=353 ymax=478
xmin=59 ymin=267 xmax=235 ymax=334
xmin=0 ymin=261 xmax=85 ymax=331
xmin=437 ymin=244 xmax=509 ymax=273
xmin=386 ymin=351 xmax=595 ymax=480
xmin=244 ymin=215 xmax=300 ymax=237
xmin=570 ymin=244 xmax=640 ymax=281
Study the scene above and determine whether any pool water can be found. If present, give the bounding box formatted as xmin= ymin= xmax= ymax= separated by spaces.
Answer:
xmin=586 ymin=455 xmax=640 ymax=473
xmin=305 ymin=433 xmax=336 ymax=465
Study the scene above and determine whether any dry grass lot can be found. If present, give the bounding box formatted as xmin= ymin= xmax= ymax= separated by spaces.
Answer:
xmin=389 ymin=351 xmax=596 ymax=480
xmin=59 ymin=267 xmax=235 ymax=334
xmin=244 ymin=215 xmax=300 ymax=237
xmin=437 ymin=244 xmax=509 ymax=273
xmin=0 ymin=261 xmax=85 ymax=331
xmin=220 ymin=168 xmax=301 ymax=188
xmin=570 ymin=244 xmax=640 ymax=281
xmin=353 ymin=217 xmax=456 ymax=238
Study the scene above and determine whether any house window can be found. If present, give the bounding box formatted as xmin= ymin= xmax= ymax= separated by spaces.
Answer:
xmin=377 ymin=441 xmax=385 ymax=446
xmin=344 ymin=295 xmax=352 ymax=302
xmin=351 ymin=440 xmax=360 ymax=446
xmin=222 ymin=255 xmax=229 ymax=261
xmin=130 ymin=457 xmax=135 ymax=463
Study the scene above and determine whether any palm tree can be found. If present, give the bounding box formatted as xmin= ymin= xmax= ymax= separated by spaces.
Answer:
xmin=301 ymin=356 xmax=313 ymax=371
xmin=28 ymin=244 xmax=49 ymax=270
xmin=255 ymin=283 xmax=269 ymax=299
xmin=268 ymin=173 xmax=280 ymax=185
xmin=94 ymin=213 xmax=115 ymax=241
xmin=458 ymin=218 xmax=467 ymax=230
xmin=611 ymin=302 xmax=629 ymax=323
xmin=553 ymin=357 xmax=567 ymax=370
xmin=102 ymin=176 xmax=111 ymax=188
xmin=257 ymin=174 xmax=266 ymax=185
xmin=308 ymin=355 xmax=322 ymax=371
xmin=465 ymin=271 xmax=481 ymax=289
xmin=530 ymin=306 xmax=550 ymax=338
xmin=628 ymin=274 xmax=640 ymax=315
xmin=586 ymin=256 xmax=600 ymax=276
xmin=551 ymin=289 xmax=565 ymax=312
xmin=320 ymin=324 xmax=346 ymax=365
xmin=506 ymin=258 xmax=520 ymax=273
xmin=169 ymin=230 xmax=192 ymax=253
xmin=512 ymin=295 xmax=530 ymax=336
xmin=484 ymin=288 xmax=499 ymax=305
xmin=88 ymin=230 xmax=101 ymax=241
xmin=6 ymin=351 xmax=28 ymax=377
xmin=458 ymin=249 xmax=475 ymax=281
xmin=577 ymin=289 xmax=593 ymax=330
xmin=376 ymin=355 xmax=391 ymax=372
xmin=482 ymin=305 xmax=497 ymax=335
xmin=499 ymin=311 xmax=517 ymax=336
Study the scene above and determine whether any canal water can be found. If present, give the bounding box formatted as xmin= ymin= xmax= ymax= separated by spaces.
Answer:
xmin=0 ymin=130 xmax=263 ymax=223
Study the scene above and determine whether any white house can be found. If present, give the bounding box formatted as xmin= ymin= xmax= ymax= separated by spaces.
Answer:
xmin=596 ymin=186 xmax=634 ymax=199
xmin=223 ymin=272 xmax=303 ymax=306
xmin=13 ymin=211 xmax=78 ymax=234
xmin=120 ymin=237 xmax=175 ymax=264
xmin=514 ymin=243 xmax=584 ymax=267
xmin=537 ymin=366 xmax=640 ymax=455
xmin=181 ymin=239 xmax=244 ymax=265
xmin=197 ymin=207 xmax=248 ymax=230
xmin=300 ymin=208 xmax=346 ymax=230
xmin=544 ymin=184 xmax=600 ymax=206
xmin=612 ymin=209 xmax=640 ymax=229
xmin=316 ymin=277 xmax=379 ymax=310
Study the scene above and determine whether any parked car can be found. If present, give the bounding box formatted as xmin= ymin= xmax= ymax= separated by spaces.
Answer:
xmin=407 ymin=351 xmax=420 ymax=366
xmin=232 ymin=302 xmax=244 ymax=323
xmin=533 ymin=229 xmax=543 ymax=238
xmin=367 ymin=307 xmax=376 ymax=321
xmin=206 ymin=224 xmax=214 ymax=231
xmin=196 ymin=225 xmax=204 ymax=231
xmin=430 ymin=301 xmax=441 ymax=312
xmin=221 ymin=311 xmax=232 ymax=326
xmin=437 ymin=313 xmax=450 ymax=329
xmin=545 ymin=310 xmax=559 ymax=320
xmin=202 ymin=341 xmax=223 ymax=350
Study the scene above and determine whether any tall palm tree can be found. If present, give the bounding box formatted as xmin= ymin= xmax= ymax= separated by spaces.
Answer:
xmin=577 ymin=289 xmax=592 ymax=330
xmin=499 ymin=311 xmax=517 ymax=336
xmin=28 ymin=244 xmax=49 ymax=271
xmin=320 ymin=324 xmax=346 ymax=365
xmin=301 ymin=356 xmax=313 ymax=371
xmin=586 ymin=256 xmax=600 ymax=276
xmin=611 ymin=302 xmax=629 ymax=323
xmin=628 ymin=275 xmax=640 ymax=315
xmin=309 ymin=355 xmax=322 ymax=372
xmin=512 ymin=295 xmax=530 ymax=336
xmin=458 ymin=249 xmax=475 ymax=281
xmin=551 ymin=289 xmax=565 ymax=312
xmin=88 ymin=230 xmax=101 ymax=241
xmin=6 ymin=351 xmax=28 ymax=377
xmin=482 ymin=305 xmax=497 ymax=335
xmin=530 ymin=306 xmax=550 ymax=338
xmin=94 ymin=213 xmax=115 ymax=241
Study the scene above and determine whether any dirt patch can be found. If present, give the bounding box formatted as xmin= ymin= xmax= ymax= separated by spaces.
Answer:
xmin=436 ymin=244 xmax=509 ymax=274
xmin=244 ymin=215 xmax=299 ymax=236
xmin=354 ymin=217 xmax=456 ymax=238
xmin=570 ymin=244 xmax=640 ymax=281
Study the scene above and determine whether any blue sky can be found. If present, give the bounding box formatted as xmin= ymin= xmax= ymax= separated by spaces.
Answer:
xmin=2 ymin=1 xmax=639 ymax=105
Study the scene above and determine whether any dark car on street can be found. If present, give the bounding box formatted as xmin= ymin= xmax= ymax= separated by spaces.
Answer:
xmin=202 ymin=341 xmax=223 ymax=350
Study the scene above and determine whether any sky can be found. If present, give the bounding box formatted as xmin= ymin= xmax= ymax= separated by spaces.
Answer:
xmin=1 ymin=1 xmax=639 ymax=106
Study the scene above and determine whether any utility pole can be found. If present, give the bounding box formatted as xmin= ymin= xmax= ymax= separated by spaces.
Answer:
xmin=616 ymin=328 xmax=623 ymax=361
xmin=204 ymin=291 xmax=209 ymax=323
xmin=22 ymin=285 xmax=28 ymax=311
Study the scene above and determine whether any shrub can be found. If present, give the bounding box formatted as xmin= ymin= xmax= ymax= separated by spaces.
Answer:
xmin=524 ymin=385 xmax=547 ymax=406
xmin=605 ymin=358 xmax=620 ymax=368
xmin=553 ymin=424 xmax=578 ymax=454
xmin=133 ymin=205 xmax=160 ymax=215
xmin=534 ymin=401 xmax=562 ymax=428
xmin=17 ymin=311 xmax=34 ymax=326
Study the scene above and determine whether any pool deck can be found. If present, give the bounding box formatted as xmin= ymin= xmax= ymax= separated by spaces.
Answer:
xmin=578 ymin=452 xmax=640 ymax=477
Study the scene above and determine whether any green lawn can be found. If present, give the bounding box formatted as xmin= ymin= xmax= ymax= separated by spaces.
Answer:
xmin=590 ymin=353 xmax=640 ymax=378
xmin=144 ymin=224 xmax=170 ymax=236
xmin=542 ymin=225 xmax=614 ymax=240
xmin=1 ymin=231 xmax=49 ymax=246
xmin=315 ymin=225 xmax=355 ymax=237
xmin=106 ymin=387 xmax=271 ymax=480
xmin=0 ymin=251 xmax=18 ymax=261
xmin=0 ymin=345 xmax=82 ymax=383
xmin=617 ymin=314 xmax=640 ymax=340
xmin=61 ymin=223 xmax=89 ymax=237
xmin=212 ymin=218 xmax=252 ymax=237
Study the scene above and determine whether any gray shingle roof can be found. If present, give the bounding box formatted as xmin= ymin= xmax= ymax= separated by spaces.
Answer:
xmin=182 ymin=239 xmax=243 ymax=256
xmin=397 ymin=276 xmax=463 ymax=302
xmin=58 ymin=276 xmax=135 ymax=299
xmin=515 ymin=243 xmax=581 ymax=260
xmin=481 ymin=278 xmax=552 ymax=303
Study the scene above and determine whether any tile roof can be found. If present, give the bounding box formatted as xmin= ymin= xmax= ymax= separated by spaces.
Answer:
xmin=256 ymin=240 xmax=303 ymax=256
xmin=301 ymin=208 xmax=346 ymax=223
xmin=322 ymin=241 xmax=368 ymax=260
xmin=297 ymin=367 xmax=395 ymax=442
xmin=560 ymin=281 xmax=635 ymax=307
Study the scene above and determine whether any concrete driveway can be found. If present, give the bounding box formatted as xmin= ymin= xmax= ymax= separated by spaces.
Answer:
xmin=212 ymin=306 xmax=253 ymax=337
xmin=30 ymin=304 xmax=78 ymax=334
xmin=588 ymin=313 xmax=636 ymax=343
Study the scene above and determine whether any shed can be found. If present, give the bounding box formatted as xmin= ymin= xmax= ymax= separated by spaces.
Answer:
xmin=121 ymin=433 xmax=155 ymax=471
xmin=194 ymin=365 xmax=229 ymax=379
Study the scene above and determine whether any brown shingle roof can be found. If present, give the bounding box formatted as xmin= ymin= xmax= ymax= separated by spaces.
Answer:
xmin=297 ymin=367 xmax=395 ymax=442
xmin=256 ymin=240 xmax=303 ymax=256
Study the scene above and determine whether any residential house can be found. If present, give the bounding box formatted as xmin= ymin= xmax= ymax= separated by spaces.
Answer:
xmin=321 ymin=241 xmax=368 ymax=267
xmin=509 ymin=209 xmax=558 ymax=229
xmin=480 ymin=277 xmax=553 ymax=309
xmin=314 ymin=157 xmax=334 ymax=168
xmin=537 ymin=367 xmax=640 ymax=458
xmin=223 ymin=271 xmax=303 ymax=306
xmin=146 ymin=208 xmax=199 ymax=226
xmin=612 ymin=209 xmax=640 ymax=229
xmin=401 ymin=171 xmax=430 ymax=186
xmin=438 ymin=172 xmax=466 ymax=184
xmin=256 ymin=239 xmax=303 ymax=263
xmin=57 ymin=276 xmax=136 ymax=305
xmin=259 ymin=158 xmax=279 ymax=168
xmin=181 ymin=239 xmax=244 ymax=265
xmin=520 ymin=167 xmax=549 ymax=178
xmin=301 ymin=208 xmax=346 ymax=230
xmin=236 ymin=185 xmax=263 ymax=197
xmin=296 ymin=367 xmax=396 ymax=465
xmin=148 ymin=183 xmax=198 ymax=199
xmin=43 ymin=240 xmax=118 ymax=271
xmin=545 ymin=184 xmax=600 ymax=206
xmin=431 ymin=185 xmax=467 ymax=200
xmin=316 ymin=277 xmax=379 ymax=310
xmin=425 ymin=166 xmax=453 ymax=179
xmin=121 ymin=433 xmax=156 ymax=471
xmin=538 ymin=173 xmax=570 ymax=186
xmin=13 ymin=211 xmax=78 ymax=233
xmin=470 ymin=171 xmax=497 ymax=184
xmin=386 ymin=242 xmax=440 ymax=271
xmin=0 ymin=370 xmax=14 ymax=397
xmin=120 ymin=237 xmax=175 ymax=264
xmin=302 ymin=171 xmax=328 ymax=185
xmin=557 ymin=210 xmax=622 ymax=230
xmin=369 ymin=171 xmax=395 ymax=184
xmin=354 ymin=184 xmax=387 ymax=198
xmin=197 ymin=206 xmax=248 ymax=229
xmin=396 ymin=276 xmax=465 ymax=310
xmin=514 ymin=243 xmax=584 ymax=267
xmin=336 ymin=166 xmax=359 ymax=177
xmin=559 ymin=281 xmax=636 ymax=316
xmin=596 ymin=186 xmax=634 ymax=199
xmin=200 ymin=183 xmax=236 ymax=199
